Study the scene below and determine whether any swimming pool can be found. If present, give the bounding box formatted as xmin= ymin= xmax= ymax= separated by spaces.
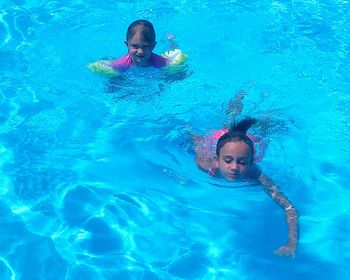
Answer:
xmin=1 ymin=0 xmax=349 ymax=279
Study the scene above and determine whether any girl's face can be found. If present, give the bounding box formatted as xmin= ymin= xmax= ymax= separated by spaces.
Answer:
xmin=125 ymin=30 xmax=155 ymax=66
xmin=215 ymin=141 xmax=252 ymax=181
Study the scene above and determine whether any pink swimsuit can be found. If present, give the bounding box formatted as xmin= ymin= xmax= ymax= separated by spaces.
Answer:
xmin=111 ymin=53 xmax=168 ymax=72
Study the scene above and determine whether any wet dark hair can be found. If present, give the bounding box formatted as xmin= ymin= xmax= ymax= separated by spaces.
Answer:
xmin=126 ymin=19 xmax=156 ymax=44
xmin=216 ymin=118 xmax=257 ymax=164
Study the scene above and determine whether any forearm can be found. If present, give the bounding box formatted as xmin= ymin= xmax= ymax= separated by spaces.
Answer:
xmin=285 ymin=206 xmax=299 ymax=246
xmin=260 ymin=174 xmax=299 ymax=245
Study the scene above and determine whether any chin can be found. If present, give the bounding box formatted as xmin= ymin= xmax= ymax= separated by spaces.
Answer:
xmin=136 ymin=60 xmax=150 ymax=67
xmin=223 ymin=175 xmax=240 ymax=182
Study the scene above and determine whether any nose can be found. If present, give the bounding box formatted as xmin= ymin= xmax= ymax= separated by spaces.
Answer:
xmin=229 ymin=162 xmax=239 ymax=171
xmin=136 ymin=48 xmax=144 ymax=55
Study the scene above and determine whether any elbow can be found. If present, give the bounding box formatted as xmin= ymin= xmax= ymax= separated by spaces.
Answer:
xmin=286 ymin=206 xmax=299 ymax=219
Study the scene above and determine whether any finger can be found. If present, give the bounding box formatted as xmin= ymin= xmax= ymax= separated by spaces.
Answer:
xmin=274 ymin=247 xmax=289 ymax=256
xmin=275 ymin=249 xmax=295 ymax=258
xmin=274 ymin=249 xmax=285 ymax=256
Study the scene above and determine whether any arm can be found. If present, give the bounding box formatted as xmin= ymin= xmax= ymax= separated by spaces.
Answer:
xmin=259 ymin=174 xmax=299 ymax=257
xmin=195 ymin=155 xmax=214 ymax=173
xmin=192 ymin=133 xmax=212 ymax=172
xmin=190 ymin=132 xmax=216 ymax=174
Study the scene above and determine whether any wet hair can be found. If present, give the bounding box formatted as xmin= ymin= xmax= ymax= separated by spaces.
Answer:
xmin=216 ymin=118 xmax=257 ymax=164
xmin=126 ymin=19 xmax=156 ymax=44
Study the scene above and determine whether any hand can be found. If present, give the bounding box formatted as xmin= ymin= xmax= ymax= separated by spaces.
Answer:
xmin=167 ymin=34 xmax=175 ymax=41
xmin=274 ymin=243 xmax=296 ymax=258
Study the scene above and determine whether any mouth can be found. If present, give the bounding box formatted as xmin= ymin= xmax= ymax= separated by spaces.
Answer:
xmin=227 ymin=173 xmax=240 ymax=179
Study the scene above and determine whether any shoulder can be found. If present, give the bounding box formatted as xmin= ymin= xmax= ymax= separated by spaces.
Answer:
xmin=247 ymin=164 xmax=261 ymax=181
xmin=195 ymin=156 xmax=216 ymax=175
xmin=150 ymin=53 xmax=168 ymax=67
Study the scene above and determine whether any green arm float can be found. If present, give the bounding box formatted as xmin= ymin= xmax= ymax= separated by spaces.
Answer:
xmin=87 ymin=60 xmax=120 ymax=77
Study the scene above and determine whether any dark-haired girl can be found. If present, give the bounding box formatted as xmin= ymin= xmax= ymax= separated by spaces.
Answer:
xmin=88 ymin=19 xmax=188 ymax=82
xmin=194 ymin=117 xmax=299 ymax=257
xmin=112 ymin=19 xmax=168 ymax=71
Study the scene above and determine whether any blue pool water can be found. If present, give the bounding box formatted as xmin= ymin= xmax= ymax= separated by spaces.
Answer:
xmin=1 ymin=0 xmax=350 ymax=279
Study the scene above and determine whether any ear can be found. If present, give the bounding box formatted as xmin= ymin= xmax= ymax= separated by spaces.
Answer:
xmin=213 ymin=156 xmax=219 ymax=170
xmin=213 ymin=155 xmax=219 ymax=166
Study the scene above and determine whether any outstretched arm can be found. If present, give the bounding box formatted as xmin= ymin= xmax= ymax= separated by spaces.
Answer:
xmin=259 ymin=174 xmax=299 ymax=257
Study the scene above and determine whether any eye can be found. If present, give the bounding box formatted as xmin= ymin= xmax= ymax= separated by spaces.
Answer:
xmin=238 ymin=159 xmax=248 ymax=165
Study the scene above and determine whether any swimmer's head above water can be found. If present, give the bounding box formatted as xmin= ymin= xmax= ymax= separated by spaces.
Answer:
xmin=214 ymin=118 xmax=257 ymax=181
xmin=124 ymin=19 xmax=157 ymax=67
